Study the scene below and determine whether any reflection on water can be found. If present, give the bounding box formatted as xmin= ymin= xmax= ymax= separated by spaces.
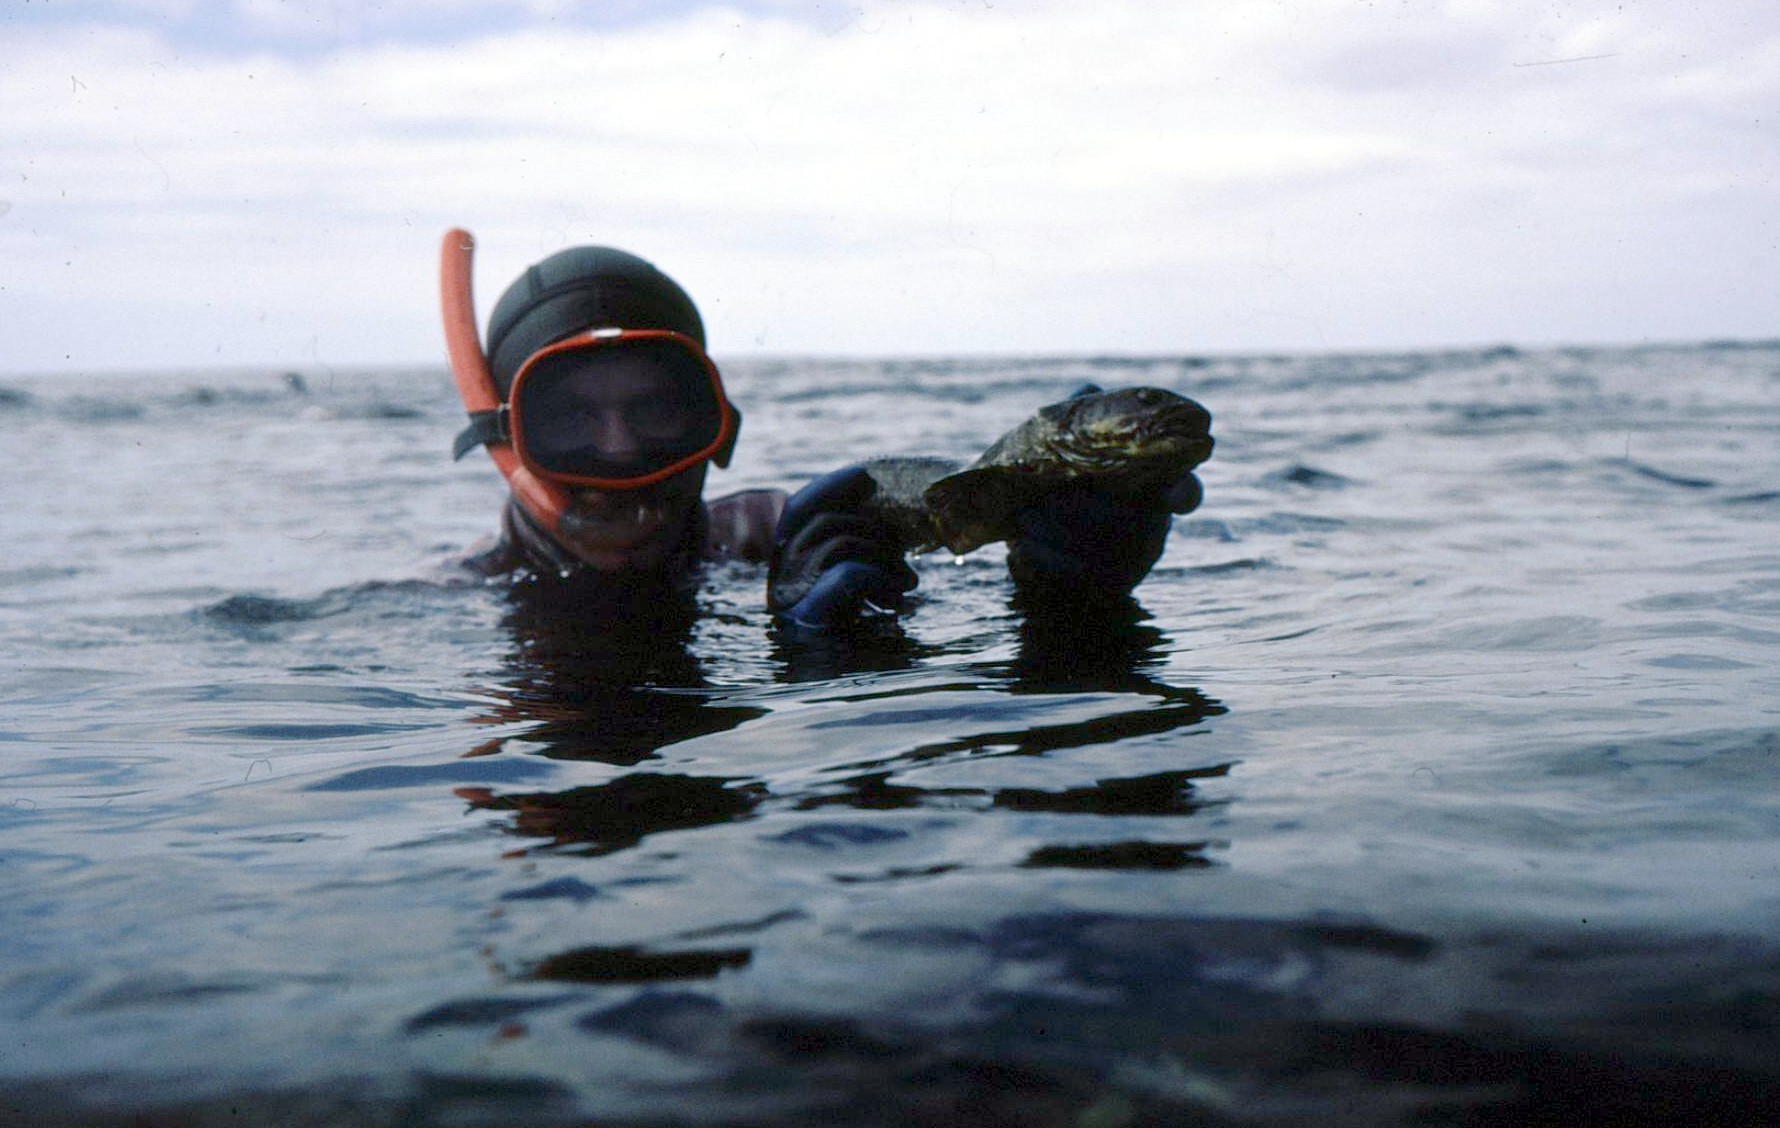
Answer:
xmin=468 ymin=573 xmax=768 ymax=765
xmin=462 ymin=580 xmax=1229 ymax=876
xmin=459 ymin=773 xmax=765 ymax=855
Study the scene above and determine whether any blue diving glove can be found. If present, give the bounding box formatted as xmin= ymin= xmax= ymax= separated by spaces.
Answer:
xmin=1007 ymin=471 xmax=1202 ymax=600
xmin=768 ymin=466 xmax=919 ymax=631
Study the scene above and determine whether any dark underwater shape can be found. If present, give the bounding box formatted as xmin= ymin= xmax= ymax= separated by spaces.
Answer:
xmin=463 ymin=772 xmax=765 ymax=853
xmin=994 ymin=769 xmax=1221 ymax=815
xmin=1022 ymin=840 xmax=1217 ymax=870
xmin=500 ymin=912 xmax=1780 ymax=1125
xmin=1265 ymin=463 xmax=1352 ymax=489
xmin=531 ymin=945 xmax=751 ymax=984
xmin=736 ymin=1014 xmax=915 ymax=1066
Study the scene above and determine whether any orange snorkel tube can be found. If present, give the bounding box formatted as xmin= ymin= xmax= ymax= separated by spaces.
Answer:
xmin=439 ymin=227 xmax=571 ymax=537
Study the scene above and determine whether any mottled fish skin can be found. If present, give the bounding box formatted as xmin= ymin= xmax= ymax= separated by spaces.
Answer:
xmin=858 ymin=456 xmax=960 ymax=551
xmin=859 ymin=386 xmax=1214 ymax=555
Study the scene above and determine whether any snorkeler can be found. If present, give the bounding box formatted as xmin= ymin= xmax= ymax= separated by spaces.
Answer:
xmin=443 ymin=230 xmax=785 ymax=584
xmin=441 ymin=230 xmax=1201 ymax=628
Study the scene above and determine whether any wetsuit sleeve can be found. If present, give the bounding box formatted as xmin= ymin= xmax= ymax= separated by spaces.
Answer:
xmin=703 ymin=488 xmax=790 ymax=563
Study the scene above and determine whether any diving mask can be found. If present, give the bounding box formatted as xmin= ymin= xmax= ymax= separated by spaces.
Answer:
xmin=452 ymin=326 xmax=739 ymax=491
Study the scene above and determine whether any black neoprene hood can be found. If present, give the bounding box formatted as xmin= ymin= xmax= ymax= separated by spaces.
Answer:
xmin=485 ymin=245 xmax=706 ymax=396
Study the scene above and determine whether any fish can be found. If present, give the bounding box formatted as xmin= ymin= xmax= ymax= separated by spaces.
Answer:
xmin=860 ymin=384 xmax=1214 ymax=555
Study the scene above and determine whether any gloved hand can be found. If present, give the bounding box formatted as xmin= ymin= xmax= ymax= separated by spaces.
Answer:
xmin=768 ymin=466 xmax=918 ymax=631
xmin=1006 ymin=471 xmax=1202 ymax=600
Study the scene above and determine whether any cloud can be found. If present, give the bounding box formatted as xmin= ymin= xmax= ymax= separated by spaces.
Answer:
xmin=1 ymin=0 xmax=1776 ymax=373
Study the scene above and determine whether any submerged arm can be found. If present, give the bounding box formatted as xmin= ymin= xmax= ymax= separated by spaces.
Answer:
xmin=1006 ymin=473 xmax=1203 ymax=602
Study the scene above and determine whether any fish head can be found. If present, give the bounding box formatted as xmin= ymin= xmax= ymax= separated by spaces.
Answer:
xmin=1041 ymin=386 xmax=1214 ymax=473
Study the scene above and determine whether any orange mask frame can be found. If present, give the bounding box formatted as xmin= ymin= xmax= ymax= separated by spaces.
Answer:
xmin=506 ymin=328 xmax=740 ymax=492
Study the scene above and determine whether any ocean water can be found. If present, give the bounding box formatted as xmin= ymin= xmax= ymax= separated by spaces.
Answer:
xmin=2 ymin=343 xmax=1778 ymax=1125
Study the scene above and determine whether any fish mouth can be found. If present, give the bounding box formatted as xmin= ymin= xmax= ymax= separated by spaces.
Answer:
xmin=1131 ymin=406 xmax=1215 ymax=465
xmin=1151 ymin=400 xmax=1213 ymax=437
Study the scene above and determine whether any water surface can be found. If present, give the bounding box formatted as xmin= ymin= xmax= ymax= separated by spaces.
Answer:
xmin=3 ymin=345 xmax=1779 ymax=1125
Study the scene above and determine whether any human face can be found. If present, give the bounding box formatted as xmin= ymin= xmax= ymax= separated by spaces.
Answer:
xmin=503 ymin=332 xmax=733 ymax=573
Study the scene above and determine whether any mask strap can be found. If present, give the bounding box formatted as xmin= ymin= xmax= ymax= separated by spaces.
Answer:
xmin=452 ymin=408 xmax=508 ymax=461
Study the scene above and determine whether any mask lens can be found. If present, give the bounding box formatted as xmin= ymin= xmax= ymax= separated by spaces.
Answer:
xmin=514 ymin=338 xmax=723 ymax=482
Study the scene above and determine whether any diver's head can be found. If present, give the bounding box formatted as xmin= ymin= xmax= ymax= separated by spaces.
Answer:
xmin=485 ymin=247 xmax=737 ymax=574
xmin=487 ymin=246 xmax=707 ymax=397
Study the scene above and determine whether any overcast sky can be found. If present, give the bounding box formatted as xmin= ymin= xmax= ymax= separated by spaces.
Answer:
xmin=3 ymin=0 xmax=1776 ymax=374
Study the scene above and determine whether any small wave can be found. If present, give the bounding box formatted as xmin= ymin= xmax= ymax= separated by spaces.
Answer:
xmin=305 ymin=758 xmax=559 ymax=792
xmin=406 ymin=993 xmax=581 ymax=1032
xmin=202 ymin=593 xmax=324 ymax=625
xmin=1265 ymin=464 xmax=1352 ymax=490
xmin=195 ymin=721 xmax=425 ymax=741
xmin=0 ymin=565 xmax=82 ymax=589
xmin=1244 ymin=512 xmax=1348 ymax=535
xmin=177 ymin=682 xmax=455 ymax=710
xmin=1701 ymin=337 xmax=1780 ymax=351
xmin=198 ymin=580 xmax=473 ymax=627
xmin=357 ymin=402 xmax=426 ymax=419
xmin=1174 ymin=518 xmax=1239 ymax=542
xmin=1440 ymin=613 xmax=1604 ymax=654
xmin=58 ymin=397 xmax=146 ymax=422
xmin=1610 ymin=458 xmax=1717 ymax=489
xmin=164 ymin=383 xmax=306 ymax=409
xmin=69 ymin=973 xmax=262 ymax=1014
xmin=768 ymin=823 xmax=911 ymax=850
xmin=1180 ymin=557 xmax=1277 ymax=575
xmin=299 ymin=401 xmax=429 ymax=421
xmin=1722 ymin=490 xmax=1780 ymax=506
xmin=500 ymin=877 xmax=607 ymax=904
xmin=1448 ymin=402 xmax=1547 ymax=424
xmin=1318 ymin=430 xmax=1383 ymax=448
xmin=1644 ymin=653 xmax=1755 ymax=671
